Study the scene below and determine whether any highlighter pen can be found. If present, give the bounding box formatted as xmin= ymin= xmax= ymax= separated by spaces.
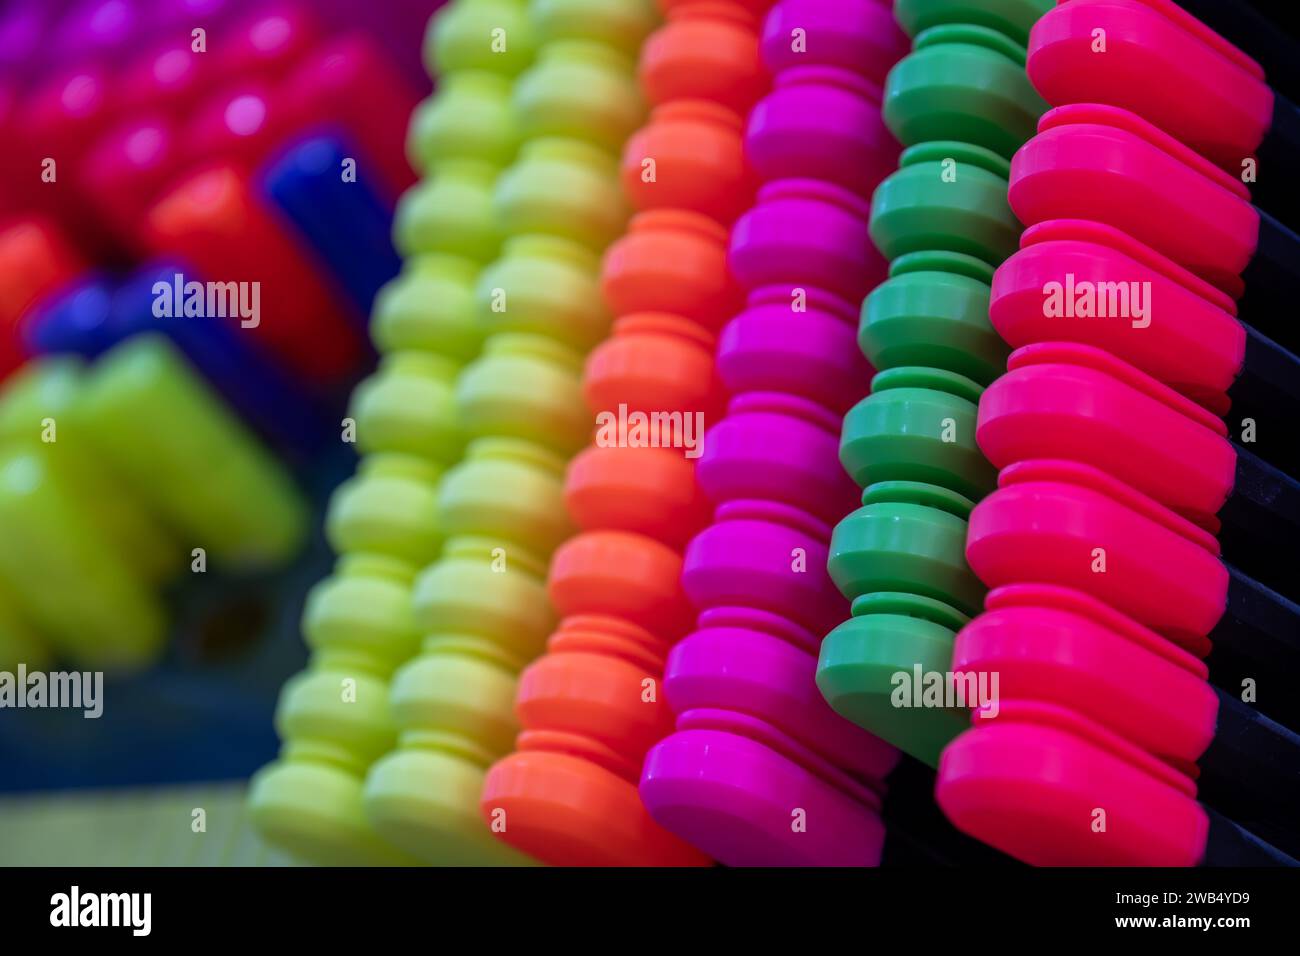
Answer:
xmin=1008 ymin=103 xmax=1300 ymax=353
xmin=989 ymin=219 xmax=1300 ymax=479
xmin=952 ymin=582 xmax=1300 ymax=858
xmin=966 ymin=459 xmax=1300 ymax=731
xmin=367 ymin=0 xmax=660 ymax=866
xmin=937 ymin=697 xmax=1298 ymax=866
xmin=1026 ymin=0 xmax=1300 ymax=227
xmin=977 ymin=342 xmax=1300 ymax=602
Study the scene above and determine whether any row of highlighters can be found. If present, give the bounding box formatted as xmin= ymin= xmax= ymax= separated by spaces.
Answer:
xmin=7 ymin=0 xmax=1293 ymax=866
xmin=243 ymin=0 xmax=1300 ymax=868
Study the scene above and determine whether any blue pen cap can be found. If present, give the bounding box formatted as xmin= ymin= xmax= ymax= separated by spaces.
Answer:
xmin=260 ymin=130 xmax=401 ymax=321
xmin=22 ymin=273 xmax=120 ymax=359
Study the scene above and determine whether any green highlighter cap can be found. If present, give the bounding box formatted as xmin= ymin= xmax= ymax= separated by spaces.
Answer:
xmin=325 ymin=454 xmax=445 ymax=567
xmin=817 ymin=590 xmax=971 ymax=767
xmin=0 ymin=449 xmax=165 ymax=668
xmin=859 ymin=250 xmax=1009 ymax=385
xmin=75 ymin=336 xmax=307 ymax=570
xmin=475 ymin=235 xmax=609 ymax=350
xmin=827 ymin=479 xmax=985 ymax=617
xmin=302 ymin=554 xmax=422 ymax=678
xmin=839 ymin=366 xmax=997 ymax=502
xmin=248 ymin=666 xmax=424 ymax=867
xmin=512 ymin=41 xmax=644 ymax=155
xmin=350 ymin=350 xmax=464 ymax=464
xmin=893 ymin=0 xmax=1055 ymax=46
xmin=884 ymin=24 xmax=1048 ymax=158
xmin=492 ymin=137 xmax=629 ymax=251
xmin=869 ymin=140 xmax=1019 ymax=266
xmin=410 ymin=537 xmax=555 ymax=666
xmin=529 ymin=0 xmax=658 ymax=57
xmin=437 ymin=438 xmax=574 ymax=560
xmin=393 ymin=160 xmax=503 ymax=263
xmin=407 ymin=72 xmax=521 ymax=175
xmin=454 ymin=333 xmax=590 ymax=455
xmin=0 ymin=357 xmax=177 ymax=583
xmin=369 ymin=254 xmax=485 ymax=360
xmin=425 ymin=0 xmax=538 ymax=79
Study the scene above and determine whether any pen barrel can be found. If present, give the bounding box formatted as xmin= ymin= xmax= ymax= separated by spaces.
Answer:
xmin=1253 ymin=93 xmax=1300 ymax=229
xmin=1199 ymin=688 xmax=1300 ymax=852
xmin=1227 ymin=324 xmax=1300 ymax=478
xmin=1238 ymin=210 xmax=1300 ymax=353
xmin=1201 ymin=804 xmax=1298 ymax=867
xmin=1218 ymin=447 xmax=1300 ymax=599
xmin=1208 ymin=568 xmax=1300 ymax=731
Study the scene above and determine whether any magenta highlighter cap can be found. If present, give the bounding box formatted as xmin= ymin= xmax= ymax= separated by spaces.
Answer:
xmin=760 ymin=0 xmax=907 ymax=84
xmin=682 ymin=501 xmax=846 ymax=639
xmin=965 ymin=459 xmax=1227 ymax=656
xmin=641 ymin=711 xmax=886 ymax=866
xmin=937 ymin=699 xmax=1208 ymax=866
xmin=728 ymin=178 xmax=887 ymax=302
xmin=989 ymin=219 xmax=1246 ymax=412
xmin=697 ymin=392 xmax=861 ymax=526
xmin=1026 ymin=0 xmax=1271 ymax=171
xmin=745 ymin=65 xmax=899 ymax=196
xmin=1008 ymin=104 xmax=1259 ymax=296
xmin=977 ymin=342 xmax=1237 ymax=525
xmin=664 ymin=618 xmax=899 ymax=782
xmin=953 ymin=583 xmax=1217 ymax=769
xmin=717 ymin=285 xmax=873 ymax=414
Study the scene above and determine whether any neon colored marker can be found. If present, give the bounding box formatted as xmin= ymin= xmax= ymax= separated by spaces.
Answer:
xmin=989 ymin=219 xmax=1300 ymax=479
xmin=1008 ymin=104 xmax=1300 ymax=331
xmin=966 ymin=459 xmax=1300 ymax=731
xmin=1026 ymin=0 xmax=1300 ymax=225
xmin=953 ymin=582 xmax=1300 ymax=857
xmin=977 ymin=342 xmax=1300 ymax=601
xmin=892 ymin=0 xmax=1052 ymax=46
xmin=938 ymin=699 xmax=1298 ymax=866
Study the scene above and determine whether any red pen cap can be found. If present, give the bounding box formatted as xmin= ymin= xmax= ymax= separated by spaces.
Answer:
xmin=978 ymin=342 xmax=1236 ymax=526
xmin=966 ymin=459 xmax=1226 ymax=657
xmin=954 ymin=583 xmax=1216 ymax=769
xmin=142 ymin=164 xmax=362 ymax=386
xmin=279 ymin=33 xmax=421 ymax=199
xmin=937 ymin=699 xmax=1208 ymax=866
xmin=1009 ymin=104 xmax=1258 ymax=296
xmin=1027 ymin=0 xmax=1270 ymax=172
xmin=990 ymin=220 xmax=1244 ymax=414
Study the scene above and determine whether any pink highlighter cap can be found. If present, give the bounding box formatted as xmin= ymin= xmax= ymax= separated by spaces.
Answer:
xmin=989 ymin=220 xmax=1246 ymax=413
xmin=965 ymin=459 xmax=1227 ymax=656
xmin=937 ymin=700 xmax=1209 ymax=866
xmin=977 ymin=341 xmax=1237 ymax=524
xmin=953 ymin=583 xmax=1218 ymax=768
xmin=1026 ymin=0 xmax=1271 ymax=172
xmin=1008 ymin=104 xmax=1259 ymax=296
